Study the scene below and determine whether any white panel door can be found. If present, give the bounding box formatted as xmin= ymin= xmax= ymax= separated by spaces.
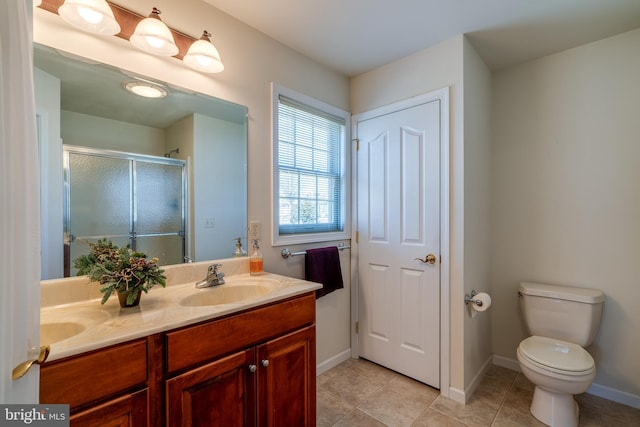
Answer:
xmin=356 ymin=98 xmax=441 ymax=387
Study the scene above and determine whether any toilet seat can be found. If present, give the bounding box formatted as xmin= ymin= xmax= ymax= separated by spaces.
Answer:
xmin=519 ymin=336 xmax=594 ymax=375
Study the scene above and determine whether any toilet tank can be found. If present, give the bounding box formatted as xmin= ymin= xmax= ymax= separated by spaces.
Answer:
xmin=519 ymin=282 xmax=605 ymax=346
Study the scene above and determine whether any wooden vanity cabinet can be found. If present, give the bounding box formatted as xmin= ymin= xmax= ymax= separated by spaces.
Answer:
xmin=165 ymin=293 xmax=316 ymax=426
xmin=69 ymin=388 xmax=148 ymax=427
xmin=256 ymin=325 xmax=315 ymax=426
xmin=40 ymin=291 xmax=316 ymax=427
xmin=166 ymin=348 xmax=257 ymax=426
xmin=39 ymin=338 xmax=152 ymax=427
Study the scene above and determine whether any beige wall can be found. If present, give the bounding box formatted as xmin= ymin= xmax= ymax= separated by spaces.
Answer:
xmin=61 ymin=111 xmax=166 ymax=156
xmin=491 ymin=28 xmax=640 ymax=402
xmin=34 ymin=0 xmax=351 ymax=369
xmin=192 ymin=113 xmax=247 ymax=261
xmin=462 ymin=38 xmax=493 ymax=394
xmin=34 ymin=67 xmax=63 ymax=280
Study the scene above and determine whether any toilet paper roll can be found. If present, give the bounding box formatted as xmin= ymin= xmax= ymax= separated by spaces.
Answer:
xmin=472 ymin=292 xmax=492 ymax=312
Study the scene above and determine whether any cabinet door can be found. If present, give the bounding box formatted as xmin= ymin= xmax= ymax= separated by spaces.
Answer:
xmin=257 ymin=326 xmax=316 ymax=427
xmin=166 ymin=348 xmax=256 ymax=427
xmin=70 ymin=388 xmax=148 ymax=427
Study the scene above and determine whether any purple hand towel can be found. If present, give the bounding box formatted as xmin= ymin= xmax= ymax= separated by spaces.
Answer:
xmin=305 ymin=246 xmax=344 ymax=299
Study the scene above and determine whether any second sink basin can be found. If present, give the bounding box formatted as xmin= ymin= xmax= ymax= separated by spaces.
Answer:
xmin=180 ymin=284 xmax=271 ymax=307
xmin=41 ymin=322 xmax=86 ymax=345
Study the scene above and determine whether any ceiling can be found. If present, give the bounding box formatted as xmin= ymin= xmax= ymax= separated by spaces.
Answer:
xmin=202 ymin=0 xmax=640 ymax=76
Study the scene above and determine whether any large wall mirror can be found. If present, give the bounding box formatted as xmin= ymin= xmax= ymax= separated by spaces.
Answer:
xmin=34 ymin=43 xmax=248 ymax=280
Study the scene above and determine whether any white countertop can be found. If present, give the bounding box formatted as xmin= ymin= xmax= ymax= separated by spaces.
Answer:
xmin=41 ymin=262 xmax=321 ymax=361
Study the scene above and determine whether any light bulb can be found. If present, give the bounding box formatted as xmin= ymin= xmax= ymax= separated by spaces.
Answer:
xmin=183 ymin=31 xmax=224 ymax=73
xmin=130 ymin=8 xmax=178 ymax=57
xmin=195 ymin=55 xmax=213 ymax=67
xmin=144 ymin=35 xmax=166 ymax=49
xmin=77 ymin=6 xmax=103 ymax=24
xmin=58 ymin=0 xmax=120 ymax=35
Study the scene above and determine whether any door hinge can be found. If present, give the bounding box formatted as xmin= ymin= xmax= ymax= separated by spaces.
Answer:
xmin=355 ymin=231 xmax=359 ymax=243
xmin=354 ymin=138 xmax=359 ymax=151
xmin=355 ymin=321 xmax=359 ymax=334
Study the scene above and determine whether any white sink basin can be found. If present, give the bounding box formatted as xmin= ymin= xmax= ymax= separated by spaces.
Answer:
xmin=40 ymin=308 xmax=110 ymax=345
xmin=180 ymin=284 xmax=271 ymax=307
xmin=41 ymin=322 xmax=86 ymax=345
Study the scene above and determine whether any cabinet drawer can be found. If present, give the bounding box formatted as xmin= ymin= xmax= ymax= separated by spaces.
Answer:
xmin=166 ymin=292 xmax=315 ymax=373
xmin=70 ymin=388 xmax=148 ymax=427
xmin=40 ymin=338 xmax=148 ymax=409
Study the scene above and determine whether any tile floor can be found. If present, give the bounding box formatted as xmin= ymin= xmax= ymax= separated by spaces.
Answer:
xmin=317 ymin=358 xmax=640 ymax=426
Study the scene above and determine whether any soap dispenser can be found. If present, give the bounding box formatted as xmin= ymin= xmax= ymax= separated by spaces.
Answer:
xmin=250 ymin=239 xmax=263 ymax=276
xmin=232 ymin=237 xmax=247 ymax=257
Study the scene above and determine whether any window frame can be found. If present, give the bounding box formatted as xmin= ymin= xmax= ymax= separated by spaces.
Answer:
xmin=271 ymin=83 xmax=350 ymax=246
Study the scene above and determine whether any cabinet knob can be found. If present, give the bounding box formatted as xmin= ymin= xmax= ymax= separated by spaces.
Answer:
xmin=248 ymin=364 xmax=257 ymax=373
xmin=261 ymin=359 xmax=269 ymax=368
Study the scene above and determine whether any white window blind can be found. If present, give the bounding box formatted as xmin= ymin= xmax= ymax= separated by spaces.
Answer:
xmin=275 ymin=93 xmax=347 ymax=238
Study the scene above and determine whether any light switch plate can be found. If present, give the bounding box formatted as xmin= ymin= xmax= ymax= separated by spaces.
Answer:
xmin=248 ymin=221 xmax=260 ymax=240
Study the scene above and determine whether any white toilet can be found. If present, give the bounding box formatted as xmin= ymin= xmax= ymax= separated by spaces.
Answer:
xmin=517 ymin=282 xmax=604 ymax=427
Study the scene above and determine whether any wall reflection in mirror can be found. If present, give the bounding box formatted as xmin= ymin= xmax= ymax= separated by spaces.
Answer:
xmin=34 ymin=44 xmax=248 ymax=280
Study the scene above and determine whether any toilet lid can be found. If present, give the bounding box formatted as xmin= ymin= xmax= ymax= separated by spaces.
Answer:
xmin=519 ymin=336 xmax=594 ymax=372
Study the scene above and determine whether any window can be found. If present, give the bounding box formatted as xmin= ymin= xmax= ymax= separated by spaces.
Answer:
xmin=272 ymin=84 xmax=350 ymax=245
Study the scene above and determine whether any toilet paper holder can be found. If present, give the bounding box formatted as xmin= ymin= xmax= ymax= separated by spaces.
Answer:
xmin=465 ymin=290 xmax=484 ymax=307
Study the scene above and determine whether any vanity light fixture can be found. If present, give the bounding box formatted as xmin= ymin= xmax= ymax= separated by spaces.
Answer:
xmin=122 ymin=80 xmax=168 ymax=99
xmin=183 ymin=31 xmax=224 ymax=73
xmin=39 ymin=0 xmax=226 ymax=74
xmin=58 ymin=0 xmax=121 ymax=36
xmin=129 ymin=7 xmax=179 ymax=57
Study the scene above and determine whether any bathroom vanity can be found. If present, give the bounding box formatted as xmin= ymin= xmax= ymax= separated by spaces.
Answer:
xmin=38 ymin=260 xmax=320 ymax=426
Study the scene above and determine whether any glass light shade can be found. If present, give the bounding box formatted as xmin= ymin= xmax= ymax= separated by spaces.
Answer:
xmin=122 ymin=80 xmax=167 ymax=99
xmin=58 ymin=0 xmax=121 ymax=36
xmin=183 ymin=31 xmax=224 ymax=73
xmin=130 ymin=8 xmax=178 ymax=57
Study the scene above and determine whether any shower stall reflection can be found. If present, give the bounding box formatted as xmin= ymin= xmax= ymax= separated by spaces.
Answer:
xmin=64 ymin=145 xmax=186 ymax=276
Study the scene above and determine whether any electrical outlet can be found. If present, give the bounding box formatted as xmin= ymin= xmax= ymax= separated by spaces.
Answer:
xmin=248 ymin=221 xmax=260 ymax=240
xmin=204 ymin=217 xmax=215 ymax=228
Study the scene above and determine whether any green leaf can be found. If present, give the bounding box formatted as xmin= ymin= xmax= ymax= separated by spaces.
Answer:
xmin=126 ymin=288 xmax=139 ymax=305
xmin=101 ymin=287 xmax=113 ymax=305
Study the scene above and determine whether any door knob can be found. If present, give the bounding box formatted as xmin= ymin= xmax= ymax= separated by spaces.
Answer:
xmin=261 ymin=359 xmax=269 ymax=368
xmin=12 ymin=345 xmax=50 ymax=380
xmin=415 ymin=254 xmax=437 ymax=265
xmin=248 ymin=364 xmax=257 ymax=373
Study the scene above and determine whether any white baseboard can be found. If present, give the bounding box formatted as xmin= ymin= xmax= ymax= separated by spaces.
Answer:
xmin=316 ymin=349 xmax=351 ymax=376
xmin=492 ymin=354 xmax=521 ymax=372
xmin=449 ymin=356 xmax=493 ymax=405
xmin=463 ymin=356 xmax=493 ymax=403
xmin=492 ymin=354 xmax=640 ymax=410
xmin=448 ymin=387 xmax=466 ymax=404
xmin=588 ymin=382 xmax=640 ymax=409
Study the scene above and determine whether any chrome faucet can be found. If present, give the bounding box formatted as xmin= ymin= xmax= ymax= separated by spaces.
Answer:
xmin=195 ymin=263 xmax=225 ymax=288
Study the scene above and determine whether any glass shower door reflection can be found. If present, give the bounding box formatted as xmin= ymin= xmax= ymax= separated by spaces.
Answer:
xmin=135 ymin=161 xmax=185 ymax=266
xmin=66 ymin=152 xmax=132 ymax=276
xmin=64 ymin=147 xmax=186 ymax=276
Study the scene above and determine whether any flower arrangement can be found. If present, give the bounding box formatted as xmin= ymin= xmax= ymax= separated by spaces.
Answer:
xmin=74 ymin=239 xmax=166 ymax=306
